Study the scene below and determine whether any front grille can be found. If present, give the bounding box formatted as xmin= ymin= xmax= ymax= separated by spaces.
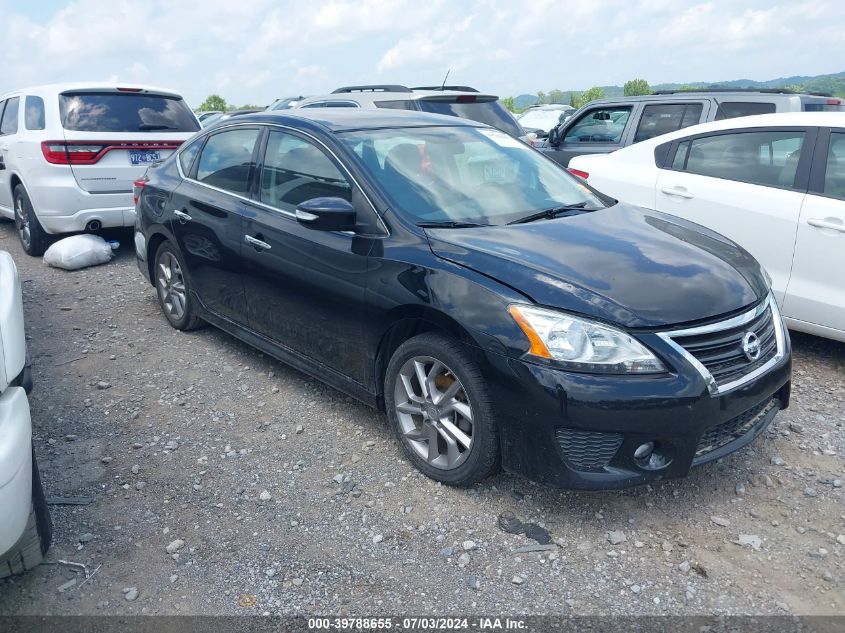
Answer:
xmin=695 ymin=398 xmax=777 ymax=459
xmin=555 ymin=429 xmax=623 ymax=471
xmin=670 ymin=303 xmax=778 ymax=388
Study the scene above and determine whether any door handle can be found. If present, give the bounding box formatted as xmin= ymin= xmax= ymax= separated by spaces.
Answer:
xmin=660 ymin=186 xmax=694 ymax=199
xmin=173 ymin=209 xmax=192 ymax=223
xmin=807 ymin=218 xmax=845 ymax=233
xmin=245 ymin=235 xmax=271 ymax=250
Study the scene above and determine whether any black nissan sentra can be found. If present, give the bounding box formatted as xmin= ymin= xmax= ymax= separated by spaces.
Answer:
xmin=134 ymin=109 xmax=791 ymax=490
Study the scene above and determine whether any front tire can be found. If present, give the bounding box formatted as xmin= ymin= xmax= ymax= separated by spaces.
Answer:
xmin=14 ymin=185 xmax=48 ymax=257
xmin=385 ymin=333 xmax=500 ymax=486
xmin=154 ymin=242 xmax=203 ymax=331
xmin=0 ymin=449 xmax=52 ymax=578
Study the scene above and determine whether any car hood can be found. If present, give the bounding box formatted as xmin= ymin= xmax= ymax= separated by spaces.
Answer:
xmin=426 ymin=204 xmax=768 ymax=329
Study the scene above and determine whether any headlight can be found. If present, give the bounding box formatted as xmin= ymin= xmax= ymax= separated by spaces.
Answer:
xmin=508 ymin=304 xmax=666 ymax=374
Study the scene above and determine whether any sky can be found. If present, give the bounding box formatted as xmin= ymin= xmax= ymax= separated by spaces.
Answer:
xmin=1 ymin=0 xmax=843 ymax=108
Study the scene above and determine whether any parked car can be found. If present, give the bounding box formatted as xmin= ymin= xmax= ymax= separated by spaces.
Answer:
xmin=0 ymin=250 xmax=51 ymax=578
xmin=568 ymin=112 xmax=845 ymax=342
xmin=267 ymin=97 xmax=307 ymax=111
xmin=541 ymin=89 xmax=845 ymax=166
xmin=0 ymin=83 xmax=200 ymax=256
xmin=292 ymin=85 xmax=523 ymax=137
xmin=134 ymin=109 xmax=790 ymax=490
xmin=196 ymin=110 xmax=222 ymax=123
xmin=517 ymin=104 xmax=575 ymax=136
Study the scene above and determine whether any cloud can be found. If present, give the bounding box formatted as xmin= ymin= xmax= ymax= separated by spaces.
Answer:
xmin=0 ymin=0 xmax=843 ymax=107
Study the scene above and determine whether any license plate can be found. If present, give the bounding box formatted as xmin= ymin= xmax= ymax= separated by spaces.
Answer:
xmin=129 ymin=150 xmax=161 ymax=166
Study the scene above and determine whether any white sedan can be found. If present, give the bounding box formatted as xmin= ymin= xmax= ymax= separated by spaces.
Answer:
xmin=568 ymin=112 xmax=845 ymax=342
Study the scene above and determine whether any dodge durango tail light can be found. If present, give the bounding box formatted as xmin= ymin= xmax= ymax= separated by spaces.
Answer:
xmin=567 ymin=167 xmax=589 ymax=180
xmin=133 ymin=178 xmax=147 ymax=205
xmin=41 ymin=141 xmax=105 ymax=164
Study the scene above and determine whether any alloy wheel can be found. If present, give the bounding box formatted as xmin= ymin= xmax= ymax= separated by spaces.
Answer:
xmin=156 ymin=252 xmax=187 ymax=321
xmin=393 ymin=356 xmax=474 ymax=470
xmin=15 ymin=195 xmax=30 ymax=251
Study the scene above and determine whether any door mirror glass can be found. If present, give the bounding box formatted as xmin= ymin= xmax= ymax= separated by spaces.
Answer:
xmin=295 ymin=197 xmax=357 ymax=231
xmin=547 ymin=126 xmax=560 ymax=146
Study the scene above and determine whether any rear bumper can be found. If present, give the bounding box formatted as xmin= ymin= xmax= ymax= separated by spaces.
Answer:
xmin=0 ymin=387 xmax=33 ymax=556
xmin=485 ymin=335 xmax=792 ymax=490
xmin=25 ymin=175 xmax=135 ymax=233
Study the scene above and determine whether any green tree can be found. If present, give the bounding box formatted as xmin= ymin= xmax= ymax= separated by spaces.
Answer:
xmin=501 ymin=96 xmax=516 ymax=112
xmin=536 ymin=90 xmax=546 ymax=105
xmin=198 ymin=94 xmax=228 ymax=112
xmin=623 ymin=78 xmax=651 ymax=96
xmin=548 ymin=89 xmax=565 ymax=104
xmin=572 ymin=86 xmax=605 ymax=109
xmin=569 ymin=91 xmax=579 ymax=108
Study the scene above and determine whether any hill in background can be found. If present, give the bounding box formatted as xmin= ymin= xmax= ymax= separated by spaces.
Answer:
xmin=513 ymin=71 xmax=845 ymax=108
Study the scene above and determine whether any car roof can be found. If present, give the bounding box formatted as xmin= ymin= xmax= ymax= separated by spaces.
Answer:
xmin=296 ymin=89 xmax=498 ymax=107
xmin=585 ymin=91 xmax=833 ymax=106
xmin=211 ymin=108 xmax=486 ymax=133
xmin=1 ymin=82 xmax=184 ymax=98
xmin=523 ymin=104 xmax=573 ymax=110
xmin=656 ymin=111 xmax=845 ymax=141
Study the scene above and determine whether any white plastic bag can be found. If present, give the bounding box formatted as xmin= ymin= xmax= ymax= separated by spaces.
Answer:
xmin=43 ymin=234 xmax=114 ymax=271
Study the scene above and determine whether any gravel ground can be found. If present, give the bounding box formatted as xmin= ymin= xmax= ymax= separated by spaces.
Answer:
xmin=0 ymin=223 xmax=843 ymax=617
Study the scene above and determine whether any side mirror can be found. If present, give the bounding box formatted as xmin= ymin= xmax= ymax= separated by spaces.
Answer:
xmin=295 ymin=197 xmax=357 ymax=231
xmin=548 ymin=126 xmax=560 ymax=146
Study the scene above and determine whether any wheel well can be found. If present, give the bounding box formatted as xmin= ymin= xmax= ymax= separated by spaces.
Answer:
xmin=373 ymin=314 xmax=475 ymax=411
xmin=146 ymin=233 xmax=168 ymax=284
xmin=9 ymin=174 xmax=23 ymax=197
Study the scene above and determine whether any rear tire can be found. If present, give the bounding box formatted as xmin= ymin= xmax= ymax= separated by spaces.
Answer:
xmin=14 ymin=185 xmax=49 ymax=257
xmin=154 ymin=241 xmax=204 ymax=331
xmin=385 ymin=333 xmax=500 ymax=486
xmin=0 ymin=449 xmax=52 ymax=578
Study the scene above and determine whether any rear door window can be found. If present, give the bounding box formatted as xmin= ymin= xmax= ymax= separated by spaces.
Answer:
xmin=0 ymin=97 xmax=20 ymax=135
xmin=195 ymin=127 xmax=261 ymax=196
xmin=634 ymin=103 xmax=703 ymax=142
xmin=714 ymin=102 xmax=776 ymax=120
xmin=563 ymin=106 xmax=632 ymax=144
xmin=676 ymin=129 xmax=805 ymax=189
xmin=24 ymin=96 xmax=45 ymax=130
xmin=59 ymin=92 xmax=200 ymax=132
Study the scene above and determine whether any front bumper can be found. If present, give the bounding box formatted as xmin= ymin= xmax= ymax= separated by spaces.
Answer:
xmin=485 ymin=331 xmax=792 ymax=490
xmin=0 ymin=387 xmax=33 ymax=556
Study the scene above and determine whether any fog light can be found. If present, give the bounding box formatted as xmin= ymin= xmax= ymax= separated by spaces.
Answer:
xmin=634 ymin=442 xmax=654 ymax=460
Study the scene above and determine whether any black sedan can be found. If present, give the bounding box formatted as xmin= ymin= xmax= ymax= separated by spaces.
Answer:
xmin=134 ymin=109 xmax=791 ymax=489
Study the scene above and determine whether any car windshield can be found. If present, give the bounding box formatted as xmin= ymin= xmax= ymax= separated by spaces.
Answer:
xmin=59 ymin=92 xmax=200 ymax=132
xmin=339 ymin=125 xmax=605 ymax=225
xmin=416 ymin=99 xmax=523 ymax=137
xmin=518 ymin=109 xmax=568 ymax=133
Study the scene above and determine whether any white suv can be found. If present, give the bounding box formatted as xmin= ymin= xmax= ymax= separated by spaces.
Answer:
xmin=0 ymin=83 xmax=200 ymax=256
xmin=0 ymin=250 xmax=51 ymax=577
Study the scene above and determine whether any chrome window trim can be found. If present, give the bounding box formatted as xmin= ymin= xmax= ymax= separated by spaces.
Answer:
xmin=656 ymin=294 xmax=785 ymax=396
xmin=174 ymin=121 xmax=388 ymax=236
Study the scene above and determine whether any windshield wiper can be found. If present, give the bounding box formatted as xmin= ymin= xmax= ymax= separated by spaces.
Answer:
xmin=138 ymin=124 xmax=178 ymax=130
xmin=416 ymin=221 xmax=489 ymax=229
xmin=508 ymin=202 xmax=598 ymax=225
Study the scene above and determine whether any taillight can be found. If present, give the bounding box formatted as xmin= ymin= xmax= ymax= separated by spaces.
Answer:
xmin=827 ymin=98 xmax=842 ymax=105
xmin=456 ymin=95 xmax=477 ymax=103
xmin=132 ymin=178 xmax=147 ymax=205
xmin=567 ymin=167 xmax=589 ymax=180
xmin=41 ymin=141 xmax=105 ymax=165
xmin=117 ymin=87 xmax=143 ymax=92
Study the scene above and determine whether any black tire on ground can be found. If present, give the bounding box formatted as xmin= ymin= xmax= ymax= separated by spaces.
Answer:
xmin=384 ymin=332 xmax=500 ymax=486
xmin=0 ymin=449 xmax=53 ymax=578
xmin=13 ymin=185 xmax=49 ymax=257
xmin=153 ymin=241 xmax=204 ymax=331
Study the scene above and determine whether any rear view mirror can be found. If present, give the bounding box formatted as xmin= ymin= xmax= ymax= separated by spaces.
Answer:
xmin=593 ymin=111 xmax=611 ymax=121
xmin=295 ymin=197 xmax=357 ymax=231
